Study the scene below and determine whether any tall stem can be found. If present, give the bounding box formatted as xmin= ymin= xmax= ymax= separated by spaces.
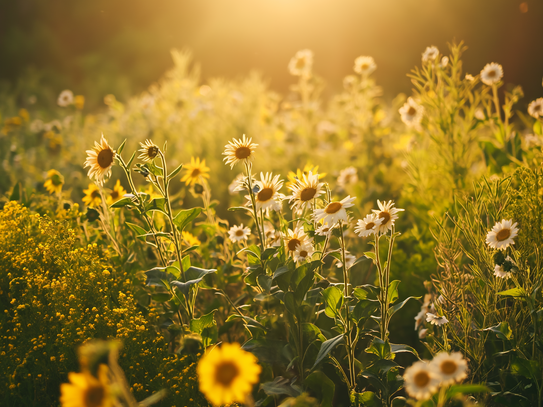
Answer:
xmin=244 ymin=161 xmax=265 ymax=251
xmin=339 ymin=220 xmax=355 ymax=389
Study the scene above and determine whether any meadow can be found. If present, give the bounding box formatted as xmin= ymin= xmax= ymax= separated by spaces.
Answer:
xmin=0 ymin=43 xmax=542 ymax=407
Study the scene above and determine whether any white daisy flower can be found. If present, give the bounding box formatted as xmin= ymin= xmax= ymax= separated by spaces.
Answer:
xmin=336 ymin=251 xmax=357 ymax=270
xmin=314 ymin=196 xmax=356 ymax=225
xmin=422 ymin=46 xmax=439 ymax=63
xmin=354 ymin=213 xmax=382 ymax=237
xmin=415 ymin=308 xmax=428 ymax=330
xmin=293 ymin=242 xmax=315 ymax=263
xmin=337 ymin=167 xmax=358 ymax=189
xmin=486 ymin=219 xmax=519 ymax=250
xmin=465 ymin=74 xmax=475 ymax=82
xmin=248 ymin=172 xmax=284 ymax=212
xmin=288 ymin=171 xmax=325 ymax=212
xmin=223 ymin=134 xmax=258 ymax=169
xmin=399 ymin=97 xmax=424 ymax=129
xmin=315 ymin=222 xmax=335 ymax=237
xmin=493 ymin=264 xmax=511 ymax=279
xmin=283 ymin=226 xmax=311 ymax=253
xmin=429 ymin=352 xmax=468 ymax=386
xmin=228 ymin=224 xmax=251 ymax=243
xmin=57 ymin=90 xmax=74 ymax=107
xmin=480 ymin=63 xmax=503 ymax=86
xmin=354 ymin=56 xmax=376 ymax=76
xmin=418 ymin=328 xmax=428 ymax=339
xmin=403 ymin=361 xmax=441 ymax=400
xmin=372 ymin=200 xmax=404 ymax=234
xmin=528 ymin=98 xmax=543 ymax=118
xmin=288 ymin=49 xmax=314 ymax=77
xmin=426 ymin=313 xmax=449 ymax=326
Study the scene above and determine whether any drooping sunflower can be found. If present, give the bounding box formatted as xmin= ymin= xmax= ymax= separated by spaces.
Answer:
xmin=223 ymin=134 xmax=258 ymax=169
xmin=372 ymin=200 xmax=404 ymax=234
xmin=84 ymin=135 xmax=115 ymax=185
xmin=485 ymin=219 xmax=519 ymax=250
xmin=44 ymin=169 xmax=64 ymax=195
xmin=429 ymin=352 xmax=468 ymax=386
xmin=181 ymin=157 xmax=210 ymax=186
xmin=60 ymin=364 xmax=112 ymax=407
xmin=403 ymin=361 xmax=441 ymax=400
xmin=106 ymin=180 xmax=127 ymax=206
xmin=138 ymin=139 xmax=160 ymax=162
xmin=288 ymin=171 xmax=324 ymax=212
xmin=480 ymin=62 xmax=503 ymax=86
xmin=314 ymin=196 xmax=355 ymax=225
xmin=197 ymin=342 xmax=261 ymax=407
xmin=83 ymin=184 xmax=102 ymax=208
xmin=251 ymin=172 xmax=284 ymax=212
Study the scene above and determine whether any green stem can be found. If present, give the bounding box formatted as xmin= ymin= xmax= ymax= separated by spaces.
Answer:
xmin=244 ymin=161 xmax=265 ymax=252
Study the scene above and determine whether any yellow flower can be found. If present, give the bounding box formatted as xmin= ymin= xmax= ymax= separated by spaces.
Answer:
xmin=182 ymin=231 xmax=201 ymax=246
xmin=141 ymin=184 xmax=162 ymax=200
xmin=181 ymin=157 xmax=210 ymax=186
xmin=84 ymin=135 xmax=115 ymax=185
xmin=288 ymin=171 xmax=324 ymax=212
xmin=60 ymin=364 xmax=112 ymax=407
xmin=286 ymin=164 xmax=326 ymax=189
xmin=106 ymin=180 xmax=127 ymax=205
xmin=197 ymin=343 xmax=261 ymax=406
xmin=18 ymin=108 xmax=30 ymax=122
xmin=138 ymin=139 xmax=160 ymax=162
xmin=83 ymin=184 xmax=102 ymax=208
xmin=44 ymin=169 xmax=64 ymax=195
xmin=75 ymin=95 xmax=85 ymax=110
xmin=223 ymin=135 xmax=258 ymax=169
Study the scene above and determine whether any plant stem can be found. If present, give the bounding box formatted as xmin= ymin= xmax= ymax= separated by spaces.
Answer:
xmin=339 ymin=220 xmax=355 ymax=389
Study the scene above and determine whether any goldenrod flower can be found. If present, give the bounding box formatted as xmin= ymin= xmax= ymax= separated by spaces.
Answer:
xmin=138 ymin=139 xmax=160 ymax=162
xmin=314 ymin=196 xmax=355 ymax=225
xmin=288 ymin=49 xmax=314 ymax=77
xmin=372 ymin=200 xmax=404 ymax=234
xmin=197 ymin=343 xmax=261 ymax=407
xmin=106 ymin=180 xmax=127 ymax=205
xmin=84 ymin=135 xmax=115 ymax=185
xmin=403 ymin=361 xmax=440 ymax=400
xmin=223 ymin=134 xmax=258 ymax=169
xmin=182 ymin=231 xmax=201 ymax=246
xmin=486 ymin=219 xmax=519 ymax=250
xmin=181 ymin=157 xmax=210 ymax=186
xmin=288 ymin=171 xmax=324 ymax=212
xmin=354 ymin=56 xmax=376 ymax=76
xmin=58 ymin=90 xmax=74 ymax=107
xmin=429 ymin=352 xmax=468 ymax=386
xmin=83 ymin=184 xmax=102 ymax=208
xmin=44 ymin=169 xmax=64 ymax=195
xmin=60 ymin=364 xmax=112 ymax=407
xmin=480 ymin=63 xmax=503 ymax=86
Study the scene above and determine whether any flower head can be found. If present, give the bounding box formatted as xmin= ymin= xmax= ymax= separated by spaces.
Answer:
xmin=314 ymin=196 xmax=355 ymax=225
xmin=528 ymin=98 xmax=543 ymax=119
xmin=60 ymin=364 xmax=112 ymax=407
xmin=288 ymin=49 xmax=314 ymax=77
xmin=486 ymin=219 xmax=519 ymax=250
xmin=287 ymin=164 xmax=326 ymax=189
xmin=354 ymin=56 xmax=376 ymax=76
xmin=228 ymin=224 xmax=251 ymax=243
xmin=197 ymin=342 xmax=261 ymax=407
xmin=422 ymin=46 xmax=439 ymax=63
xmin=315 ymin=222 xmax=335 ymax=237
xmin=181 ymin=157 xmax=211 ymax=186
xmin=337 ymin=167 xmax=358 ymax=189
xmin=293 ymin=242 xmax=315 ymax=263
xmin=403 ymin=361 xmax=441 ymax=400
xmin=84 ymin=135 xmax=115 ymax=185
xmin=288 ymin=171 xmax=325 ymax=211
xmin=429 ymin=352 xmax=468 ymax=386
xmin=250 ymin=172 xmax=284 ymax=212
xmin=83 ymin=184 xmax=102 ymax=208
xmin=223 ymin=135 xmax=258 ymax=169
xmin=399 ymin=98 xmax=424 ymax=129
xmin=355 ymin=213 xmax=382 ymax=237
xmin=283 ymin=226 xmax=311 ymax=253
xmin=182 ymin=231 xmax=201 ymax=246
xmin=58 ymin=90 xmax=74 ymax=107
xmin=44 ymin=169 xmax=64 ymax=195
xmin=480 ymin=63 xmax=503 ymax=86
xmin=138 ymin=139 xmax=160 ymax=162
xmin=106 ymin=180 xmax=127 ymax=206
xmin=372 ymin=200 xmax=404 ymax=234
xmin=493 ymin=264 xmax=511 ymax=279
xmin=426 ymin=313 xmax=449 ymax=326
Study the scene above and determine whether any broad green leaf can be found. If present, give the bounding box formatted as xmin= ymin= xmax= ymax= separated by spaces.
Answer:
xmin=482 ymin=322 xmax=513 ymax=341
xmin=145 ymin=161 xmax=164 ymax=177
xmin=364 ymin=251 xmax=377 ymax=262
xmin=311 ymin=334 xmax=344 ymax=371
xmin=110 ymin=197 xmax=133 ymax=208
xmin=447 ymin=384 xmax=489 ymax=397
xmin=260 ymin=377 xmax=301 ymax=398
xmin=497 ymin=287 xmax=526 ymax=298
xmin=125 ymin=222 xmax=148 ymax=241
xmin=390 ymin=343 xmax=420 ymax=359
xmin=173 ymin=207 xmax=202 ymax=231
xmin=257 ymin=275 xmax=272 ymax=293
xmin=294 ymin=271 xmax=314 ymax=304
xmin=322 ymin=286 xmax=344 ymax=318
xmin=282 ymin=291 xmax=299 ymax=319
xmin=365 ymin=337 xmax=391 ymax=360
xmin=145 ymin=198 xmax=168 ymax=214
xmin=387 ymin=280 xmax=400 ymax=304
xmin=388 ymin=296 xmax=421 ymax=317
xmin=350 ymin=391 xmax=379 ymax=407
xmin=353 ymin=287 xmax=368 ymax=300
xmin=190 ymin=310 xmax=216 ymax=335
xmin=151 ymin=293 xmax=172 ymax=303
xmin=305 ymin=371 xmax=335 ymax=407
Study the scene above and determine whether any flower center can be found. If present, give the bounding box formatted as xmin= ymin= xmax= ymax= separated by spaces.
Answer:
xmin=496 ymin=228 xmax=511 ymax=241
xmin=84 ymin=384 xmax=105 ymax=407
xmin=215 ymin=361 xmax=239 ymax=387
xmin=97 ymin=148 xmax=114 ymax=169
xmin=111 ymin=191 xmax=119 ymax=200
xmin=407 ymin=106 xmax=417 ymax=116
xmin=257 ymin=188 xmax=274 ymax=202
xmin=235 ymin=230 xmax=244 ymax=236
xmin=365 ymin=222 xmax=375 ymax=230
xmin=191 ymin=168 xmax=201 ymax=177
xmin=300 ymin=187 xmax=317 ymax=201
xmin=414 ymin=371 xmax=430 ymax=388
xmin=379 ymin=211 xmax=391 ymax=225
xmin=91 ymin=190 xmax=100 ymax=199
xmin=296 ymin=57 xmax=306 ymax=70
xmin=361 ymin=63 xmax=369 ymax=70
xmin=235 ymin=146 xmax=251 ymax=159
xmin=440 ymin=360 xmax=458 ymax=375
xmin=147 ymin=146 xmax=159 ymax=159
xmin=300 ymin=250 xmax=308 ymax=258
xmin=487 ymin=70 xmax=496 ymax=78
xmin=288 ymin=238 xmax=301 ymax=251
xmin=325 ymin=202 xmax=342 ymax=214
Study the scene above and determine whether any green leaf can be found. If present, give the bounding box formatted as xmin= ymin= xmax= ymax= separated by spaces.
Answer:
xmin=228 ymin=206 xmax=251 ymax=212
xmin=353 ymin=287 xmax=368 ymax=300
xmin=9 ymin=183 xmax=20 ymax=201
xmin=190 ymin=310 xmax=216 ymax=335
xmin=352 ymin=300 xmax=378 ymax=324
xmin=145 ymin=161 xmax=164 ymax=177
xmin=173 ymin=207 xmax=203 ymax=231
xmin=168 ymin=163 xmax=183 ymax=181
xmin=294 ymin=271 xmax=314 ymax=304
xmin=447 ymin=384 xmax=489 ymax=397
xmin=282 ymin=291 xmax=299 ymax=319
xmin=260 ymin=377 xmax=301 ymax=398
xmin=145 ymin=198 xmax=168 ymax=214
xmin=322 ymin=286 xmax=344 ymax=319
xmin=534 ymin=120 xmax=543 ymax=136
xmin=125 ymin=222 xmax=148 ymax=241
xmin=482 ymin=322 xmax=513 ymax=341
xmin=257 ymin=275 xmax=272 ymax=293
xmin=311 ymin=334 xmax=344 ymax=371
xmin=390 ymin=343 xmax=420 ymax=359
xmin=364 ymin=251 xmax=377 ymax=262
xmin=110 ymin=197 xmax=133 ymax=208
xmin=261 ymin=247 xmax=278 ymax=261
xmin=305 ymin=371 xmax=335 ymax=407
xmin=350 ymin=391 xmax=380 ymax=407
xmin=151 ymin=293 xmax=172 ymax=303
xmin=273 ymin=265 xmax=290 ymax=279
xmin=497 ymin=287 xmax=526 ymax=298
xmin=126 ymin=151 xmax=136 ymax=168
xmin=388 ymin=296 xmax=421 ymax=317
xmin=387 ymin=280 xmax=400 ymax=304
xmin=365 ymin=337 xmax=391 ymax=360
xmin=116 ymin=139 xmax=127 ymax=154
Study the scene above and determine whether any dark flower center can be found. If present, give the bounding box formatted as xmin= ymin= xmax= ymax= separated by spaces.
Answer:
xmin=147 ymin=146 xmax=159 ymax=159
xmin=235 ymin=230 xmax=244 ymax=236
xmin=97 ymin=148 xmax=114 ymax=169
xmin=414 ymin=371 xmax=430 ymax=387
xmin=257 ymin=188 xmax=274 ymax=202
xmin=407 ymin=106 xmax=417 ymax=116
xmin=84 ymin=384 xmax=105 ymax=407
xmin=325 ymin=202 xmax=342 ymax=214
xmin=91 ymin=190 xmax=100 ymax=199
xmin=191 ymin=168 xmax=201 ymax=177
xmin=300 ymin=250 xmax=308 ymax=258
xmin=235 ymin=146 xmax=251 ymax=159
xmin=379 ymin=211 xmax=391 ymax=225
xmin=288 ymin=238 xmax=301 ymax=251
xmin=215 ymin=361 xmax=239 ymax=387
xmin=496 ymin=228 xmax=511 ymax=241
xmin=487 ymin=70 xmax=496 ymax=78
xmin=295 ymin=57 xmax=306 ymax=70
xmin=365 ymin=222 xmax=375 ymax=230
xmin=440 ymin=360 xmax=458 ymax=375
xmin=300 ymin=187 xmax=317 ymax=202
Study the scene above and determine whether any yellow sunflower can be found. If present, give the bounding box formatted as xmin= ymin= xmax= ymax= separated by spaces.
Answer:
xmin=182 ymin=231 xmax=201 ymax=246
xmin=60 ymin=364 xmax=112 ymax=407
xmin=138 ymin=139 xmax=160 ymax=162
xmin=197 ymin=343 xmax=261 ymax=407
xmin=223 ymin=134 xmax=258 ymax=169
xmin=181 ymin=157 xmax=210 ymax=186
xmin=44 ymin=169 xmax=64 ymax=194
xmin=83 ymin=184 xmax=102 ymax=208
xmin=106 ymin=180 xmax=127 ymax=205
xmin=286 ymin=164 xmax=326 ymax=189
xmin=84 ymin=134 xmax=115 ymax=185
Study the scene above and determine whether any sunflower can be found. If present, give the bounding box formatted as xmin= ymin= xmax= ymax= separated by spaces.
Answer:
xmin=287 ymin=164 xmax=326 ymax=189
xmin=354 ymin=56 xmax=376 ymax=76
xmin=426 ymin=313 xmax=449 ymax=326
xmin=138 ymin=139 xmax=160 ymax=162
xmin=429 ymin=352 xmax=468 ymax=386
xmin=314 ymin=196 xmax=355 ymax=225
xmin=83 ymin=184 xmax=102 ymax=208
xmin=197 ymin=342 xmax=261 ymax=407
xmin=480 ymin=63 xmax=503 ymax=86
xmin=293 ymin=242 xmax=315 ymax=263
xmin=106 ymin=180 xmax=127 ymax=206
xmin=60 ymin=364 xmax=112 ymax=407
xmin=486 ymin=219 xmax=519 ymax=250
xmin=182 ymin=231 xmax=201 ymax=246
xmin=355 ymin=213 xmax=382 ymax=237
xmin=288 ymin=171 xmax=324 ymax=212
xmin=399 ymin=97 xmax=424 ymax=129
xmin=57 ymin=90 xmax=74 ymax=107
xmin=223 ymin=134 xmax=258 ymax=169
xmin=283 ymin=226 xmax=311 ymax=253
xmin=181 ymin=157 xmax=210 ymax=186
xmin=44 ymin=169 xmax=64 ymax=195
xmin=84 ymin=135 xmax=115 ymax=185
xmin=228 ymin=224 xmax=251 ymax=243
xmin=288 ymin=49 xmax=314 ymax=77
xmin=337 ymin=166 xmax=358 ymax=189
xmin=422 ymin=46 xmax=439 ymax=63
xmin=372 ymin=200 xmax=404 ymax=234
xmin=403 ymin=361 xmax=441 ymax=400
xmin=251 ymin=172 xmax=284 ymax=212
xmin=528 ymin=98 xmax=543 ymax=119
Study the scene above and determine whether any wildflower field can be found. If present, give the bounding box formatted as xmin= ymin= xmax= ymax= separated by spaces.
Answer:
xmin=1 ymin=26 xmax=543 ymax=407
